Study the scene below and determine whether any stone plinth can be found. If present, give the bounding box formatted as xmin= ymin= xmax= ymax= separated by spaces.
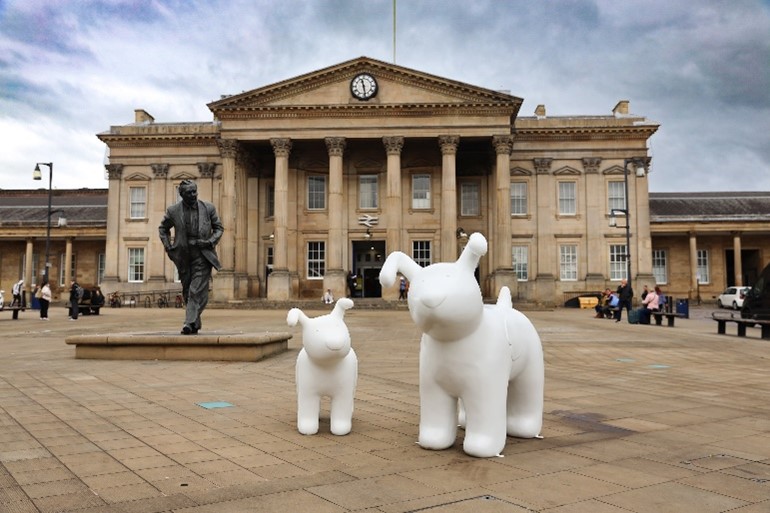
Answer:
xmin=65 ymin=331 xmax=291 ymax=361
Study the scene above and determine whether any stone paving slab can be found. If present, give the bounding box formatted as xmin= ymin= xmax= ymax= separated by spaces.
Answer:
xmin=1 ymin=305 xmax=769 ymax=512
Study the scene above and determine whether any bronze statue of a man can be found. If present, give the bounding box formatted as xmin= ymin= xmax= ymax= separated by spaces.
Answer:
xmin=159 ymin=180 xmax=224 ymax=335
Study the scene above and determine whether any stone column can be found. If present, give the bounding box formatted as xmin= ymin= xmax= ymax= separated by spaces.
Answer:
xmin=324 ymin=137 xmax=347 ymax=299
xmin=689 ymin=232 xmax=698 ymax=300
xmin=438 ymin=135 xmax=459 ymax=262
xmin=214 ymin=139 xmax=239 ymax=301
xmin=534 ymin=158 xmax=556 ymax=305
xmin=634 ymin=160 xmax=655 ymax=288
xmin=102 ymin=164 xmax=123 ymax=289
xmin=64 ymin=237 xmax=73 ymax=284
xmin=24 ymin=239 xmax=34 ymax=293
xmin=197 ymin=162 xmax=217 ymax=202
xmin=383 ymin=136 xmax=404 ymax=301
xmin=149 ymin=164 xmax=168 ymax=284
xmin=234 ymin=154 xmax=250 ymax=298
xmin=490 ymin=135 xmax=517 ymax=296
xmin=733 ymin=232 xmax=743 ymax=286
xmin=268 ymin=138 xmax=292 ymax=300
xmin=582 ymin=158 xmax=605 ymax=290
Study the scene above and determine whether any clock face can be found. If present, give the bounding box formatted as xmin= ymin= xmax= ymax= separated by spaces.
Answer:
xmin=351 ymin=73 xmax=378 ymax=100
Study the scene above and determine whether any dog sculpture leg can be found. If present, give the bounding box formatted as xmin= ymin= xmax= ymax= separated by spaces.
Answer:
xmin=418 ymin=381 xmax=457 ymax=450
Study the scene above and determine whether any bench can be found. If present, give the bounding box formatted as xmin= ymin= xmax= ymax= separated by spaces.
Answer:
xmin=652 ymin=311 xmax=685 ymax=327
xmin=712 ymin=312 xmax=770 ymax=340
xmin=1 ymin=305 xmax=25 ymax=320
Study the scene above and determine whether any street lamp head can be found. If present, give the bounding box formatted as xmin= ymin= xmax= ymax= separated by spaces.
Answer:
xmin=33 ymin=164 xmax=42 ymax=180
xmin=634 ymin=161 xmax=646 ymax=177
xmin=608 ymin=214 xmax=617 ymax=228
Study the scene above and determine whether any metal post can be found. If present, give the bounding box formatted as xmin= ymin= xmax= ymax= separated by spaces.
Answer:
xmin=34 ymin=162 xmax=54 ymax=285
xmin=623 ymin=159 xmax=632 ymax=291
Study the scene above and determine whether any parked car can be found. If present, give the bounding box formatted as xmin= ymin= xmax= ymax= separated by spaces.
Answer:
xmin=742 ymin=263 xmax=770 ymax=320
xmin=717 ymin=286 xmax=751 ymax=309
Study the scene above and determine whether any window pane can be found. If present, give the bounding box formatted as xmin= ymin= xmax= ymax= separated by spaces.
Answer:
xmin=412 ymin=240 xmax=431 ymax=267
xmin=59 ymin=253 xmax=77 ymax=286
xmin=610 ymin=244 xmax=627 ymax=281
xmin=359 ymin=175 xmax=378 ymax=209
xmin=608 ymin=181 xmax=625 ymax=212
xmin=460 ymin=182 xmax=480 ymax=216
xmin=652 ymin=249 xmax=667 ymax=284
xmin=129 ymin=187 xmax=146 ymax=218
xmin=307 ymin=241 xmax=325 ymax=279
xmin=267 ymin=183 xmax=275 ymax=217
xmin=558 ymin=182 xmax=576 ymax=215
xmin=307 ymin=176 xmax=326 ymax=210
xmin=97 ymin=253 xmax=106 ymax=284
xmin=127 ymin=248 xmax=144 ymax=283
xmin=697 ymin=249 xmax=709 ymax=284
xmin=412 ymin=174 xmax=431 ymax=209
xmin=511 ymin=182 xmax=528 ymax=215
xmin=512 ymin=245 xmax=528 ymax=281
xmin=559 ymin=245 xmax=577 ymax=281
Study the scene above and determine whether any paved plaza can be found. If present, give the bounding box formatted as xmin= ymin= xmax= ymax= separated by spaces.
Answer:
xmin=1 ymin=303 xmax=769 ymax=512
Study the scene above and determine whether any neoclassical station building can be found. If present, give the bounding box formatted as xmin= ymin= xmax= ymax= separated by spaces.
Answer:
xmin=4 ymin=57 xmax=769 ymax=305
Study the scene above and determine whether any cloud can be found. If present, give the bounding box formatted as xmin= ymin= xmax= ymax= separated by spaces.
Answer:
xmin=0 ymin=0 xmax=768 ymax=192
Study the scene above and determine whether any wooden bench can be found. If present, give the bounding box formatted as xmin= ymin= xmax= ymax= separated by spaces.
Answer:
xmin=712 ymin=312 xmax=770 ymax=340
xmin=1 ymin=305 xmax=25 ymax=320
xmin=652 ymin=311 xmax=685 ymax=327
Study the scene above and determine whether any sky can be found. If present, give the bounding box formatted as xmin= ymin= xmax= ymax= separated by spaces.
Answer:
xmin=1 ymin=0 xmax=769 ymax=193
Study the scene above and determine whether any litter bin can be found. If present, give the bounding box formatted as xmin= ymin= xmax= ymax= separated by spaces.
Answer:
xmin=676 ymin=298 xmax=689 ymax=319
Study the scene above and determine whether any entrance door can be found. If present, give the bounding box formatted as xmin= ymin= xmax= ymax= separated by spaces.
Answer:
xmin=351 ymin=239 xmax=386 ymax=298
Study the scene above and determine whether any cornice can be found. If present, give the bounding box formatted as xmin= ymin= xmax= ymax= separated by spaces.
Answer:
xmin=514 ymin=125 xmax=659 ymax=141
xmin=97 ymin=134 xmax=219 ymax=148
xmin=215 ymin=103 xmax=518 ymax=121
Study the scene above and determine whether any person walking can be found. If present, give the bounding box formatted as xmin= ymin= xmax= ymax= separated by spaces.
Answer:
xmin=10 ymin=279 xmax=24 ymax=307
xmin=614 ymin=278 xmax=634 ymax=323
xmin=69 ymin=280 xmax=81 ymax=321
xmin=39 ymin=281 xmax=51 ymax=320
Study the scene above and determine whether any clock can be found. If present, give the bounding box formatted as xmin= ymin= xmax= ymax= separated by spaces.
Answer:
xmin=350 ymin=73 xmax=378 ymax=100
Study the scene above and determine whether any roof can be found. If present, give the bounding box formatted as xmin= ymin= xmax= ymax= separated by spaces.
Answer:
xmin=0 ymin=189 xmax=107 ymax=227
xmin=650 ymin=191 xmax=770 ymax=223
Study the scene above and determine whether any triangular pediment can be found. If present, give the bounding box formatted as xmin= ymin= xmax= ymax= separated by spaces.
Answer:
xmin=553 ymin=166 xmax=581 ymax=176
xmin=603 ymin=165 xmax=626 ymax=175
xmin=208 ymin=56 xmax=522 ymax=113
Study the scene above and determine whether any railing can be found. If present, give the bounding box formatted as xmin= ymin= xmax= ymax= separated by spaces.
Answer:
xmin=109 ymin=289 xmax=183 ymax=309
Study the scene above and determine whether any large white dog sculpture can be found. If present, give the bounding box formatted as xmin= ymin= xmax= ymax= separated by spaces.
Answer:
xmin=287 ymin=298 xmax=358 ymax=436
xmin=379 ymin=233 xmax=544 ymax=457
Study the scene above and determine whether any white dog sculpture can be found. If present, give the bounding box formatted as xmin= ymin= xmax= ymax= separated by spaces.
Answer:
xmin=287 ymin=298 xmax=357 ymax=436
xmin=379 ymin=233 xmax=544 ymax=457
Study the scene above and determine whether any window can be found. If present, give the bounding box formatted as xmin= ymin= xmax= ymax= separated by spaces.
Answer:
xmin=559 ymin=245 xmax=577 ymax=281
xmin=127 ymin=248 xmax=145 ymax=283
xmin=307 ymin=241 xmax=325 ymax=279
xmin=512 ymin=245 xmax=528 ymax=281
xmin=129 ymin=186 xmax=147 ymax=219
xmin=511 ymin=182 xmax=528 ymax=215
xmin=697 ymin=249 xmax=710 ymax=284
xmin=359 ymin=175 xmax=378 ymax=209
xmin=59 ymin=253 xmax=77 ymax=286
xmin=97 ymin=253 xmax=106 ymax=284
xmin=652 ymin=250 xmax=668 ymax=284
xmin=20 ymin=253 xmax=39 ymax=286
xmin=608 ymin=181 xmax=626 ymax=212
xmin=460 ymin=182 xmax=480 ymax=216
xmin=558 ymin=182 xmax=576 ymax=215
xmin=609 ymin=244 xmax=627 ymax=281
xmin=307 ymin=176 xmax=326 ymax=210
xmin=266 ymin=183 xmax=275 ymax=217
xmin=412 ymin=174 xmax=431 ymax=209
xmin=412 ymin=240 xmax=431 ymax=267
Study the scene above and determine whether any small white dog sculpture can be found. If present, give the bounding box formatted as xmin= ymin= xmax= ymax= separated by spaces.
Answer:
xmin=287 ymin=298 xmax=357 ymax=436
xmin=379 ymin=233 xmax=544 ymax=457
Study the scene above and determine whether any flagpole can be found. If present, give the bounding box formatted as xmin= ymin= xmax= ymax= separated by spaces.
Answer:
xmin=392 ymin=0 xmax=397 ymax=63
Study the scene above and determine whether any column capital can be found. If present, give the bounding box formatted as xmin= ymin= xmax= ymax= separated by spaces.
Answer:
xmin=197 ymin=162 xmax=217 ymax=178
xmin=324 ymin=137 xmax=346 ymax=157
xmin=382 ymin=136 xmax=404 ymax=155
xmin=270 ymin=138 xmax=292 ymax=158
xmin=582 ymin=157 xmax=602 ymax=174
xmin=150 ymin=163 xmax=169 ymax=179
xmin=217 ymin=138 xmax=240 ymax=159
xmin=105 ymin=164 xmax=123 ymax=180
xmin=533 ymin=158 xmax=553 ymax=175
xmin=438 ymin=135 xmax=460 ymax=155
xmin=492 ymin=135 xmax=514 ymax=155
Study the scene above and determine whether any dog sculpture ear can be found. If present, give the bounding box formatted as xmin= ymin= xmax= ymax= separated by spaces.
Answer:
xmin=286 ymin=308 xmax=308 ymax=327
xmin=379 ymin=251 xmax=422 ymax=288
xmin=332 ymin=298 xmax=354 ymax=318
xmin=456 ymin=232 xmax=488 ymax=273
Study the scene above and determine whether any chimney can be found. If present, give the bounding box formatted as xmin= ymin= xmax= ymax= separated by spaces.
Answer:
xmin=612 ymin=100 xmax=629 ymax=116
xmin=534 ymin=104 xmax=546 ymax=118
xmin=134 ymin=109 xmax=155 ymax=124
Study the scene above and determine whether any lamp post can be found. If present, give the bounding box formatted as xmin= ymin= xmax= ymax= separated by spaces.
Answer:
xmin=609 ymin=158 xmax=647 ymax=293
xmin=33 ymin=162 xmax=54 ymax=285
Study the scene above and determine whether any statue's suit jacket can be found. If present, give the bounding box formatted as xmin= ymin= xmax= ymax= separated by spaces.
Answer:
xmin=158 ymin=200 xmax=224 ymax=271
